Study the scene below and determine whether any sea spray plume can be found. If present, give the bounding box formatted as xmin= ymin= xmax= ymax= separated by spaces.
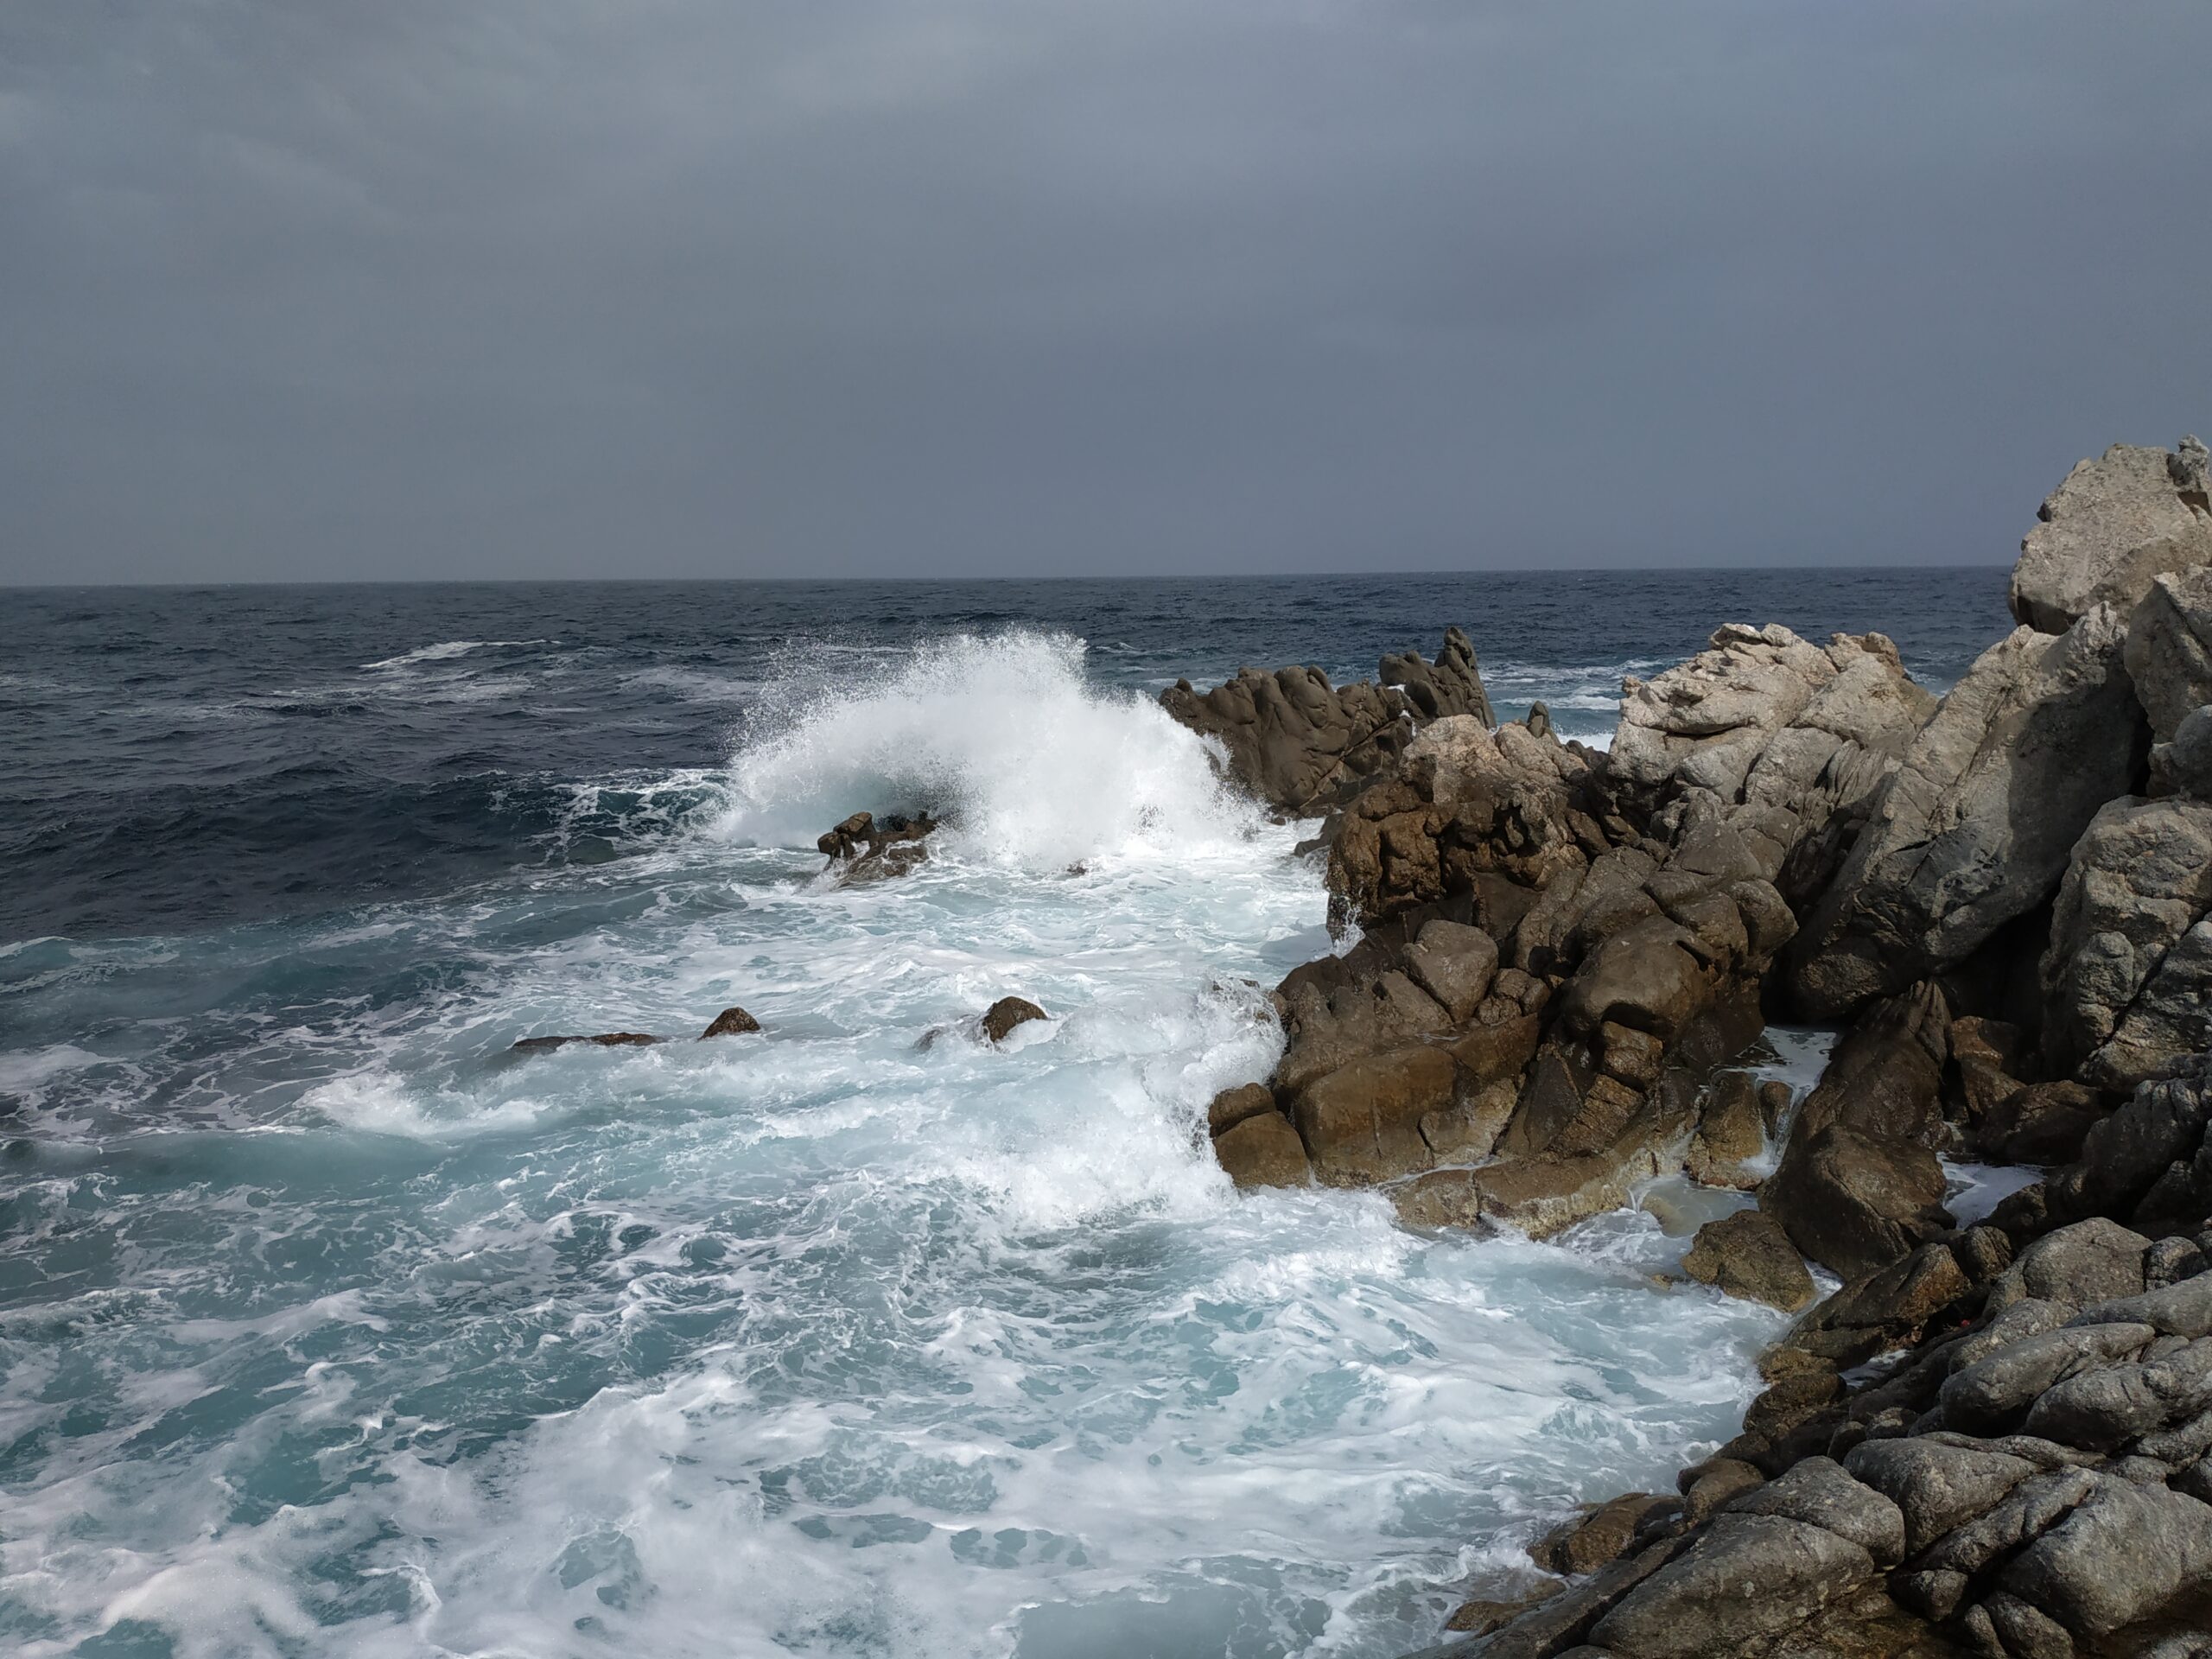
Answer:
xmin=711 ymin=630 xmax=1262 ymax=868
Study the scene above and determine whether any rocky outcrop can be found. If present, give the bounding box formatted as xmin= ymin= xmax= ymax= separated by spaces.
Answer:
xmin=512 ymin=1031 xmax=662 ymax=1052
xmin=817 ymin=810 xmax=938 ymax=881
xmin=2124 ymin=568 xmax=2212 ymax=744
xmin=1160 ymin=628 xmax=1496 ymax=815
xmin=1786 ymin=607 xmax=2148 ymax=1020
xmin=1606 ymin=625 xmax=1936 ymax=910
xmin=2011 ymin=435 xmax=2212 ymax=636
xmin=702 ymin=1006 xmax=761 ymax=1038
xmin=2039 ymin=796 xmax=2212 ymax=1090
xmin=1761 ymin=982 xmax=1955 ymax=1281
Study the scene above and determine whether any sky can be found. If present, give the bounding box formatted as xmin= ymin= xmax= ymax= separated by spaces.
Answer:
xmin=3 ymin=1 xmax=2209 ymax=584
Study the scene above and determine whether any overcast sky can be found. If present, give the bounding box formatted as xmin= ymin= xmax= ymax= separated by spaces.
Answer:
xmin=3 ymin=2 xmax=2209 ymax=583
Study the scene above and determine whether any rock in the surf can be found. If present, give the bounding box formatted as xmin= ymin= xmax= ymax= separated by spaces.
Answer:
xmin=817 ymin=809 xmax=938 ymax=882
xmin=980 ymin=995 xmax=1047 ymax=1044
xmin=701 ymin=1006 xmax=761 ymax=1038
xmin=512 ymin=1031 xmax=663 ymax=1052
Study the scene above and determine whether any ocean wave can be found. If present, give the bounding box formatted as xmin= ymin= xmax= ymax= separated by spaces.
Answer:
xmin=360 ymin=639 xmax=541 ymax=671
xmin=710 ymin=630 xmax=1262 ymax=869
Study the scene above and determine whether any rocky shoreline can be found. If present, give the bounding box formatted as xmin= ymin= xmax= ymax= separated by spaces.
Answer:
xmin=1177 ymin=436 xmax=2212 ymax=1657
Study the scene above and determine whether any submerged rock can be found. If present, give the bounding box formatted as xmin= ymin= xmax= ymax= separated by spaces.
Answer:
xmin=512 ymin=1032 xmax=663 ymax=1052
xmin=817 ymin=809 xmax=938 ymax=882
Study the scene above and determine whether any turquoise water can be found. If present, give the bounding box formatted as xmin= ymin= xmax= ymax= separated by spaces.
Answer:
xmin=3 ymin=581 xmax=2014 ymax=1658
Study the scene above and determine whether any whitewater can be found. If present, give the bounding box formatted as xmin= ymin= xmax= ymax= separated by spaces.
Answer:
xmin=0 ymin=575 xmax=2015 ymax=1659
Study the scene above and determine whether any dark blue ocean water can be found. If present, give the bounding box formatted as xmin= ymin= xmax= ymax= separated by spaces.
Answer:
xmin=0 ymin=569 xmax=2009 ymax=1659
xmin=2 ymin=569 xmax=2008 ymax=943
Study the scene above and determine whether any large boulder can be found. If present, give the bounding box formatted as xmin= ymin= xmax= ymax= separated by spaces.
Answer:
xmin=2040 ymin=795 xmax=2212 ymax=1088
xmin=2125 ymin=566 xmax=2212 ymax=743
xmin=2011 ymin=435 xmax=2212 ymax=636
xmin=1160 ymin=628 xmax=1494 ymax=814
xmin=1682 ymin=1209 xmax=1816 ymax=1312
xmin=1761 ymin=985 xmax=1956 ymax=1281
xmin=1606 ymin=625 xmax=1936 ymax=909
xmin=1787 ymin=605 xmax=2147 ymax=1020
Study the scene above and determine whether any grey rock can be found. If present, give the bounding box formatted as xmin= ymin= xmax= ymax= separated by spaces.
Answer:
xmin=2126 ymin=567 xmax=2212 ymax=742
xmin=2066 ymin=1272 xmax=2212 ymax=1339
xmin=2039 ymin=796 xmax=2212 ymax=1088
xmin=1787 ymin=606 xmax=2146 ymax=1020
xmin=1724 ymin=1455 xmax=1905 ymax=1567
xmin=1988 ymin=1217 xmax=2151 ymax=1314
xmin=2023 ymin=1337 xmax=2212 ymax=1451
xmin=2152 ymin=703 xmax=2212 ymax=799
xmin=2000 ymin=1472 xmax=2212 ymax=1638
xmin=2010 ymin=435 xmax=2212 ymax=636
xmin=1585 ymin=1514 xmax=1877 ymax=1659
xmin=1939 ymin=1323 xmax=2157 ymax=1435
xmin=1915 ymin=1466 xmax=2098 ymax=1579
xmin=1980 ymin=1590 xmax=2076 ymax=1659
xmin=1843 ymin=1436 xmax=2041 ymax=1554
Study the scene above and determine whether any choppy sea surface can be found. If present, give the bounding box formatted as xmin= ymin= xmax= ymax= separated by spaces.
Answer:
xmin=1 ymin=572 xmax=2009 ymax=1659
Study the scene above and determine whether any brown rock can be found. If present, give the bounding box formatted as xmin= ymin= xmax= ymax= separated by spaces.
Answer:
xmin=1531 ymin=1492 xmax=1681 ymax=1577
xmin=981 ymin=996 xmax=1047 ymax=1043
xmin=1212 ymin=1112 xmax=1309 ymax=1188
xmin=1292 ymin=1045 xmax=1459 ymax=1185
xmin=1682 ymin=1210 xmax=1816 ymax=1312
xmin=1682 ymin=1460 xmax=1766 ymax=1524
xmin=700 ymin=1006 xmax=761 ymax=1038
xmin=1687 ymin=1071 xmax=1767 ymax=1191
xmin=1206 ymin=1083 xmax=1279 ymax=1136
xmin=1974 ymin=1080 xmax=2110 ymax=1165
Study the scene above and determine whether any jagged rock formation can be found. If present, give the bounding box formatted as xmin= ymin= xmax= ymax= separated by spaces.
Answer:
xmin=1786 ymin=607 xmax=2147 ymax=1021
xmin=1160 ymin=626 xmax=1496 ymax=814
xmin=817 ymin=809 xmax=938 ymax=881
xmin=2011 ymin=435 xmax=2212 ymax=635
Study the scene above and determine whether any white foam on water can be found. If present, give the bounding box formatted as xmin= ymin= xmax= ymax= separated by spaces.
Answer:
xmin=0 ymin=632 xmax=1792 ymax=1659
xmin=360 ymin=639 xmax=538 ymax=671
xmin=709 ymin=630 xmax=1263 ymax=869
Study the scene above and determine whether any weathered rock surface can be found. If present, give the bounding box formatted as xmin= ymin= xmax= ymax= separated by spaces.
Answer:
xmin=1682 ymin=1210 xmax=1815 ymax=1312
xmin=1211 ymin=1109 xmax=1310 ymax=1187
xmin=2040 ymin=795 xmax=2212 ymax=1089
xmin=1762 ymin=983 xmax=1956 ymax=1281
xmin=1606 ymin=624 xmax=1936 ymax=910
xmin=1160 ymin=627 xmax=1495 ymax=814
xmin=2126 ymin=566 xmax=2212 ymax=743
xmin=701 ymin=1006 xmax=761 ymax=1038
xmin=2011 ymin=435 xmax=2212 ymax=636
xmin=1787 ymin=606 xmax=2147 ymax=1020
xmin=817 ymin=809 xmax=938 ymax=881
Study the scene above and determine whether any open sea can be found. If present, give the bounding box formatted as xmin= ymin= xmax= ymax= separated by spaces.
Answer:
xmin=1 ymin=571 xmax=2010 ymax=1659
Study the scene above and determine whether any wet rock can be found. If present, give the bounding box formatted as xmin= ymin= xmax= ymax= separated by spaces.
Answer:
xmin=817 ymin=809 xmax=939 ymax=881
xmin=1530 ymin=1492 xmax=1681 ymax=1577
xmin=700 ymin=1006 xmax=761 ymax=1038
xmin=1974 ymin=1082 xmax=2109 ymax=1166
xmin=1206 ymin=1082 xmax=1279 ymax=1136
xmin=1787 ymin=606 xmax=2146 ymax=1020
xmin=980 ymin=996 xmax=1047 ymax=1044
xmin=1443 ymin=1585 xmax=1561 ymax=1637
xmin=1682 ymin=1210 xmax=1815 ymax=1312
xmin=1684 ymin=1071 xmax=1765 ymax=1191
xmin=1403 ymin=1541 xmax=1680 ymax=1659
xmin=1291 ymin=1044 xmax=1459 ymax=1186
xmin=1744 ymin=1367 xmax=1843 ymax=1440
xmin=1681 ymin=1459 xmax=1764 ymax=1525
xmin=512 ymin=1031 xmax=662 ymax=1052
xmin=2039 ymin=796 xmax=2212 ymax=1089
xmin=2011 ymin=435 xmax=2212 ymax=636
xmin=1211 ymin=1110 xmax=1309 ymax=1188
xmin=1160 ymin=628 xmax=1493 ymax=815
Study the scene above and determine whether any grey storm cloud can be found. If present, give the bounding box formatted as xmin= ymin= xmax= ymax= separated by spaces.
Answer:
xmin=2 ymin=0 xmax=2209 ymax=582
